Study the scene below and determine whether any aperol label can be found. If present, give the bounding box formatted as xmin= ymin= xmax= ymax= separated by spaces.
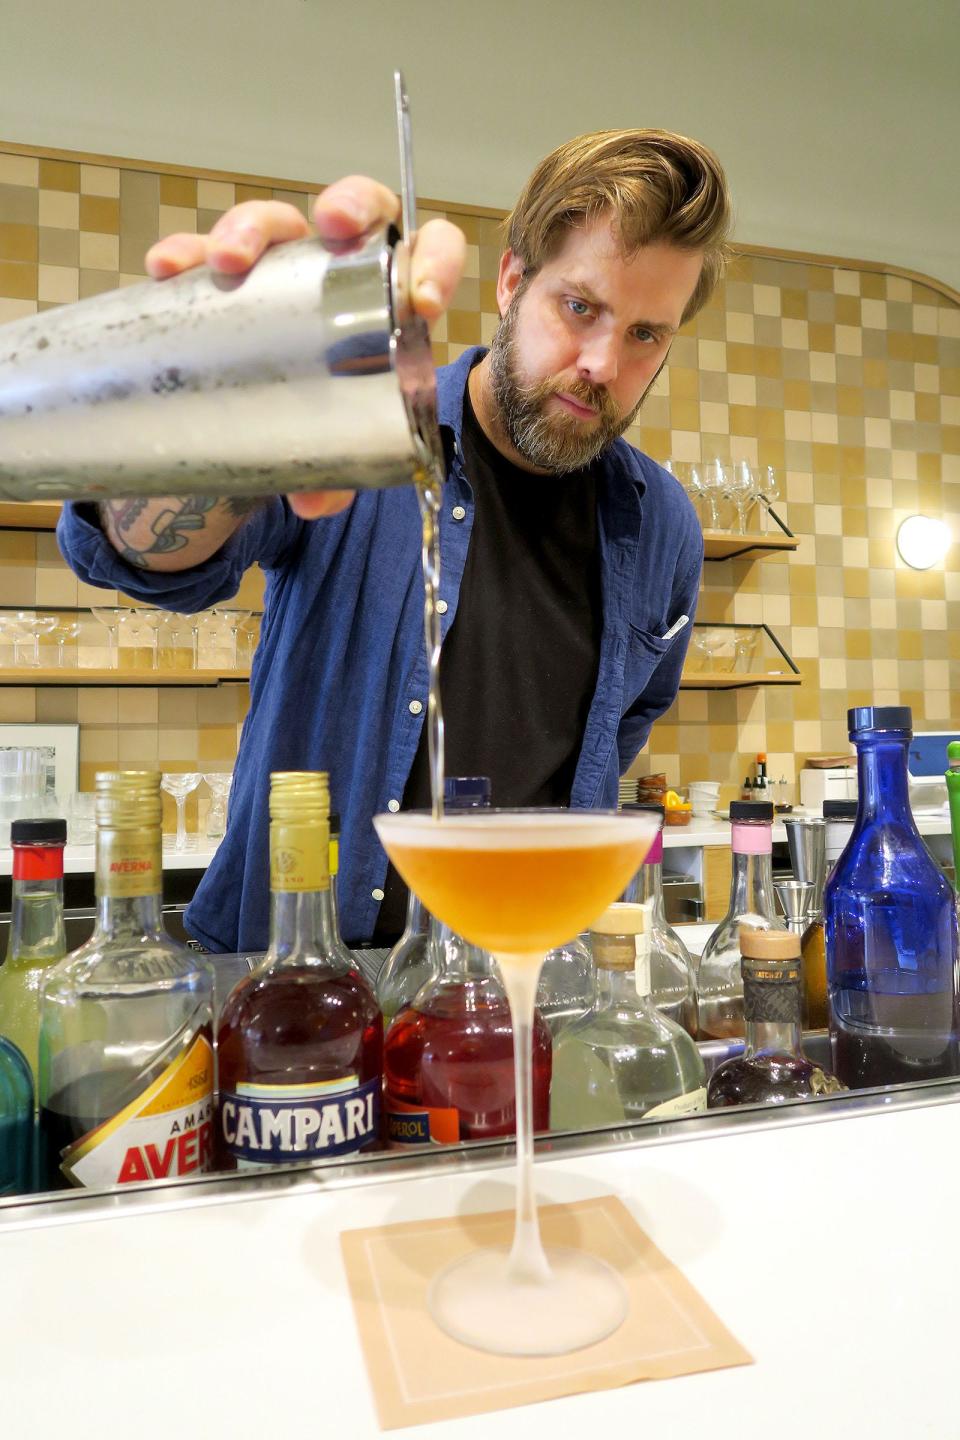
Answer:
xmin=220 ymin=1074 xmax=379 ymax=1165
xmin=385 ymin=1095 xmax=460 ymax=1147
xmin=60 ymin=1031 xmax=214 ymax=1187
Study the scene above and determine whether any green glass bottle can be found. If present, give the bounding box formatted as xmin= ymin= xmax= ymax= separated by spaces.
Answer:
xmin=0 ymin=818 xmax=67 ymax=1087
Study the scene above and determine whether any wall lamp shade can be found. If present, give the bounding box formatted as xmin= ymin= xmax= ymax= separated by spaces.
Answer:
xmin=896 ymin=515 xmax=952 ymax=570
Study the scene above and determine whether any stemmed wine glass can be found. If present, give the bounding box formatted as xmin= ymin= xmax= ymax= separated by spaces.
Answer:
xmin=11 ymin=611 xmax=57 ymax=667
xmin=374 ymin=806 xmax=657 ymax=1357
xmin=52 ymin=616 xmax=81 ymax=667
xmin=90 ymin=606 xmax=127 ymax=670
xmin=213 ymin=607 xmax=252 ymax=670
xmin=202 ymin=771 xmax=233 ymax=840
xmin=160 ymin=772 xmax=202 ymax=852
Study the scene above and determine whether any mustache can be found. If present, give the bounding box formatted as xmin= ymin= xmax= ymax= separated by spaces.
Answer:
xmin=528 ymin=376 xmax=622 ymax=426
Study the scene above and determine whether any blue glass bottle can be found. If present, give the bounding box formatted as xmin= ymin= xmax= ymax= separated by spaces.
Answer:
xmin=0 ymin=1035 xmax=33 ymax=1196
xmin=825 ymin=706 xmax=959 ymax=1087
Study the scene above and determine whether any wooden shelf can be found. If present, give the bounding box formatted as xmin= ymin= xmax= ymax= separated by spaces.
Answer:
xmin=680 ymin=670 xmax=802 ymax=691
xmin=0 ymin=666 xmax=250 ymax=687
xmin=702 ymin=530 xmax=799 ymax=562
xmin=0 ymin=501 xmax=62 ymax=530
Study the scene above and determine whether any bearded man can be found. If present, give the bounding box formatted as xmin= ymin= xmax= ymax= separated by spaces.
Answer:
xmin=58 ymin=129 xmax=732 ymax=951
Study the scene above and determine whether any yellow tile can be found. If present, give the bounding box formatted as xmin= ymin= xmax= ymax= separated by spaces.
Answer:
xmin=843 ymin=569 xmax=870 ymax=598
xmin=845 ymin=629 xmax=871 ymax=659
xmin=669 ymin=367 xmax=699 ymax=401
xmin=198 ymin=725 xmax=236 ymax=761
xmin=448 ymin=310 xmax=481 ymax=345
xmin=670 ymin=399 xmax=700 ymax=431
xmin=808 ymin=323 xmax=835 ymax=353
xmin=0 ymin=688 xmax=37 ymax=721
xmin=0 ymin=223 xmax=37 ymax=262
xmin=160 ymin=175 xmax=198 ymax=207
xmin=0 ymin=260 xmax=37 ymax=299
xmin=79 ymin=195 xmax=120 ymax=234
xmin=861 ymin=273 xmax=886 ymax=300
xmin=781 ymin=289 xmax=807 ymax=320
xmin=39 ymin=158 xmax=80 ymax=192
xmin=235 ymin=183 xmax=272 ymax=204
xmin=862 ymin=358 xmax=888 ymax=388
xmin=783 ymin=380 xmax=810 ymax=410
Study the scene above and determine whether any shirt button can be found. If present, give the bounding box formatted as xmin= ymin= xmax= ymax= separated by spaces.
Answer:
xmin=372 ymin=887 xmax=385 ymax=902
xmin=387 ymin=799 xmax=400 ymax=813
xmin=452 ymin=505 xmax=466 ymax=521
xmin=408 ymin=699 xmax=423 ymax=715
xmin=436 ymin=600 xmax=448 ymax=615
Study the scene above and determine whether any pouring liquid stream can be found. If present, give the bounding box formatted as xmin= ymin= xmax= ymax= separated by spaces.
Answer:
xmin=414 ymin=465 xmax=445 ymax=821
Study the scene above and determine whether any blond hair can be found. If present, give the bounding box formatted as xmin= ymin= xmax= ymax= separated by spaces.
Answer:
xmin=504 ymin=129 xmax=732 ymax=323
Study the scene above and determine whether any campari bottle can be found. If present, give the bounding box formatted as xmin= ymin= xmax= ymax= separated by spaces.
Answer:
xmin=0 ymin=817 xmax=67 ymax=1085
xmin=383 ymin=777 xmax=552 ymax=1147
xmin=551 ymin=902 xmax=706 ymax=1130
xmin=217 ymin=772 xmax=382 ymax=1168
xmin=696 ymin=800 xmax=784 ymax=1040
xmin=38 ymin=773 xmax=215 ymax=1190
xmin=825 ymin=707 xmax=960 ymax=1088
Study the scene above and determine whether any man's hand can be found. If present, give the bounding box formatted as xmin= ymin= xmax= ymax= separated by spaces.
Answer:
xmin=146 ymin=178 xmax=466 ymax=520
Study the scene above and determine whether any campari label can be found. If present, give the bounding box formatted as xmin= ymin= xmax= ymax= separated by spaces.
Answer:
xmin=61 ymin=1031 xmax=215 ymax=1188
xmin=220 ymin=1074 xmax=380 ymax=1167
xmin=385 ymin=1095 xmax=460 ymax=1147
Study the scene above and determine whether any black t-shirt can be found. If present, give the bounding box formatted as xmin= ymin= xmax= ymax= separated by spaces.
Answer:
xmin=372 ymin=374 xmax=603 ymax=943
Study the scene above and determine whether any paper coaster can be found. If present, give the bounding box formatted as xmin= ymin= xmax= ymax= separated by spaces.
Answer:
xmin=340 ymin=1194 xmax=752 ymax=1429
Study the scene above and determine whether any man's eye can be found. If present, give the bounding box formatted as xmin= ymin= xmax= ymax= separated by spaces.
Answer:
xmin=566 ymin=299 xmax=591 ymax=317
xmin=632 ymin=328 xmax=657 ymax=344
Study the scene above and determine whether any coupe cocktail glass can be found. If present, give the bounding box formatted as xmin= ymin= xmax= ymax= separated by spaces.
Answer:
xmin=90 ymin=606 xmax=126 ymax=670
xmin=160 ymin=771 xmax=202 ymax=852
xmin=374 ymin=806 xmax=657 ymax=1356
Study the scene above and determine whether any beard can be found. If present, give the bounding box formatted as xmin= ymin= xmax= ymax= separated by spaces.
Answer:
xmin=488 ymin=291 xmax=650 ymax=474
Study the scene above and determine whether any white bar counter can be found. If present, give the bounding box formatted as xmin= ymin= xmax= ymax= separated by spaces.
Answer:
xmin=1 ymin=1085 xmax=957 ymax=1439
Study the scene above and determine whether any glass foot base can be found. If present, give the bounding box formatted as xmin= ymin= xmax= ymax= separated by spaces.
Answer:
xmin=427 ymin=1246 xmax=628 ymax=1356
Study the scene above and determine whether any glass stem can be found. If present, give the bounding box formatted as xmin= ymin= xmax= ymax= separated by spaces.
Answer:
xmin=501 ymin=954 xmax=551 ymax=1284
xmin=175 ymin=796 xmax=187 ymax=851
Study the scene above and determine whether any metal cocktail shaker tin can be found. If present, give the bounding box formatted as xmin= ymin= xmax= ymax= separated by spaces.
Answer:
xmin=0 ymin=222 xmax=440 ymax=503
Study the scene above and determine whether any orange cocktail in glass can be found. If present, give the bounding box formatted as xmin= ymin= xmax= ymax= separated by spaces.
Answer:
xmin=373 ymin=807 xmax=658 ymax=1356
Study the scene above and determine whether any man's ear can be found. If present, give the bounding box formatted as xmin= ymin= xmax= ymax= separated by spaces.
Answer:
xmin=496 ymin=248 xmax=526 ymax=316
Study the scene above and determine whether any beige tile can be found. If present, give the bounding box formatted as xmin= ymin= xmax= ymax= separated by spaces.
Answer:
xmin=38 ymin=264 xmax=79 ymax=303
xmin=36 ymin=689 xmax=79 ymax=723
xmin=197 ymin=179 xmax=235 ymax=211
xmin=0 ymin=688 xmax=37 ymax=721
xmin=78 ymin=231 xmax=120 ymax=270
xmin=80 ymin=164 xmax=121 ymax=198
xmin=119 ymin=727 xmax=159 ymax=762
xmin=0 ymin=154 xmax=39 ymax=186
xmin=0 ymin=297 xmax=37 ymax=322
xmin=77 ymin=687 xmax=118 ymax=724
xmin=118 ymin=688 xmax=159 ymax=724
xmin=38 ymin=190 xmax=79 ymax=229
xmin=81 ymin=729 xmax=119 ymax=762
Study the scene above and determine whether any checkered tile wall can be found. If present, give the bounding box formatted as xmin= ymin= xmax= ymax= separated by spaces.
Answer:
xmin=1 ymin=144 xmax=958 ymax=813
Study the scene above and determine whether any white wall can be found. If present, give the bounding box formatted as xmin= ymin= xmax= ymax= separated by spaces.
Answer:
xmin=1 ymin=0 xmax=957 ymax=290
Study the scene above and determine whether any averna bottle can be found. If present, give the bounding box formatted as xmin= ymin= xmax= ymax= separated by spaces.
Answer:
xmin=375 ymin=776 xmax=489 ymax=1022
xmin=707 ymin=927 xmax=845 ymax=1107
xmin=622 ymin=803 xmax=697 ymax=1035
xmin=38 ymin=773 xmax=215 ymax=1190
xmin=217 ymin=772 xmax=382 ymax=1168
xmin=696 ymin=800 xmax=784 ymax=1040
xmin=825 ymin=707 xmax=960 ymax=1088
xmin=0 ymin=1037 xmax=33 ymax=1196
xmin=0 ymin=817 xmax=67 ymax=1085
xmin=551 ymin=902 xmax=706 ymax=1130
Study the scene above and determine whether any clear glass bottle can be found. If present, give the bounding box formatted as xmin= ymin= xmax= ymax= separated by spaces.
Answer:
xmin=217 ymin=772 xmax=382 ymax=1168
xmin=707 ymin=927 xmax=845 ymax=1107
xmin=327 ymin=811 xmax=359 ymax=972
xmin=38 ymin=772 xmax=215 ymax=1190
xmin=0 ymin=817 xmax=67 ymax=1085
xmin=825 ymin=707 xmax=960 ymax=1088
xmin=535 ymin=936 xmax=595 ymax=1037
xmin=551 ymin=902 xmax=706 ymax=1130
xmin=697 ymin=800 xmax=784 ymax=1040
xmin=0 ymin=1037 xmax=33 ymax=1196
xmin=801 ymin=800 xmax=857 ymax=1031
xmin=374 ymin=776 xmax=490 ymax=1023
xmin=622 ymin=803 xmax=697 ymax=1035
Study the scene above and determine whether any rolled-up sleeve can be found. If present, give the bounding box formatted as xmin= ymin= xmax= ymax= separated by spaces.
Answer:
xmin=56 ymin=499 xmax=304 ymax=611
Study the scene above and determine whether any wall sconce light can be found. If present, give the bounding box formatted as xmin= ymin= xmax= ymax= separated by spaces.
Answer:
xmin=895 ymin=514 xmax=952 ymax=570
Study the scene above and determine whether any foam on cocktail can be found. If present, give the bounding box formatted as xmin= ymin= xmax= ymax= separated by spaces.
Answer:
xmin=378 ymin=809 xmax=654 ymax=849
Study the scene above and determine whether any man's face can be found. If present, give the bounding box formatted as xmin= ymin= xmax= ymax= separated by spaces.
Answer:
xmin=488 ymin=215 xmax=704 ymax=473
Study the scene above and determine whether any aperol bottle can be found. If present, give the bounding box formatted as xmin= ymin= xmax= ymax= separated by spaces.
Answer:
xmin=217 ymin=772 xmax=382 ymax=1168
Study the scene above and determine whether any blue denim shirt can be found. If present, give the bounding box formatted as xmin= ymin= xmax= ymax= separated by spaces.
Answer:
xmin=58 ymin=346 xmax=702 ymax=950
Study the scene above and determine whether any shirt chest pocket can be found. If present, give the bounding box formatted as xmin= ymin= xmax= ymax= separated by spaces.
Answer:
xmin=621 ymin=623 xmax=675 ymax=712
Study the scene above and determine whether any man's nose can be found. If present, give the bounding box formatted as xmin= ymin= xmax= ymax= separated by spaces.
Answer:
xmin=576 ymin=331 xmax=620 ymax=386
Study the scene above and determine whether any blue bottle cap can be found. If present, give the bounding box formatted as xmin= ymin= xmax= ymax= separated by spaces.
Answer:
xmin=443 ymin=775 xmax=491 ymax=810
xmin=847 ymin=705 xmax=912 ymax=734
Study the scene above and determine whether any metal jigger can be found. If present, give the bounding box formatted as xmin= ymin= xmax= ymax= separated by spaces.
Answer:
xmin=774 ymin=879 xmax=816 ymax=936
xmin=783 ymin=817 xmax=827 ymax=916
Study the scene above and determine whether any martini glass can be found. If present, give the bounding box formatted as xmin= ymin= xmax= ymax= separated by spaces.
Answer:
xmin=374 ymin=806 xmax=658 ymax=1356
xmin=160 ymin=771 xmax=202 ymax=852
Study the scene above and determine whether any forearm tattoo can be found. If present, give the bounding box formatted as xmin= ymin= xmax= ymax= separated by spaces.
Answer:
xmin=101 ymin=495 xmax=264 ymax=568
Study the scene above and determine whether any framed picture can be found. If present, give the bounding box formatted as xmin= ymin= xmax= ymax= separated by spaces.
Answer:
xmin=0 ymin=723 xmax=80 ymax=800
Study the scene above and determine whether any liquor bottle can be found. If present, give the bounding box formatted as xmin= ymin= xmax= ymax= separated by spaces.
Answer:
xmin=551 ymin=902 xmax=706 ymax=1129
xmin=383 ymin=776 xmax=552 ymax=1146
xmin=622 ymin=804 xmax=697 ymax=1035
xmin=535 ymin=935 xmax=595 ymax=1037
xmin=375 ymin=776 xmax=490 ymax=1022
xmin=327 ymin=812 xmax=358 ymax=972
xmin=0 ymin=818 xmax=67 ymax=1084
xmin=217 ymin=772 xmax=382 ymax=1167
xmin=755 ymin=753 xmax=768 ymax=796
xmin=38 ymin=773 xmax=215 ymax=1190
xmin=707 ymin=928 xmax=845 ymax=1107
xmin=825 ymin=707 xmax=960 ymax=1088
xmin=0 ymin=1037 xmax=33 ymax=1196
xmin=696 ymin=800 xmax=784 ymax=1040
xmin=741 ymin=775 xmax=754 ymax=801
xmin=947 ymin=742 xmax=960 ymax=887
xmin=801 ymin=800 xmax=857 ymax=1030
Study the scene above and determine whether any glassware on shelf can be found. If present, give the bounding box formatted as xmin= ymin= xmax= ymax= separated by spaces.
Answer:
xmin=212 ymin=607 xmax=252 ymax=670
xmin=90 ymin=605 xmax=127 ymax=670
xmin=551 ymin=902 xmax=706 ymax=1130
xmin=9 ymin=611 xmax=57 ymax=667
xmin=235 ymin=614 xmax=261 ymax=667
xmin=733 ymin=626 xmax=761 ymax=673
xmin=374 ymin=805 xmax=658 ymax=1358
xmin=707 ymin=928 xmax=845 ymax=1108
xmin=202 ymin=771 xmax=233 ymax=840
xmin=118 ymin=608 xmax=157 ymax=671
xmin=696 ymin=799 xmax=784 ymax=1041
xmin=825 ymin=706 xmax=960 ymax=1088
xmin=160 ymin=771 xmax=203 ymax=852
xmin=51 ymin=616 xmax=81 ymax=667
xmin=535 ymin=936 xmax=595 ymax=1037
xmin=155 ymin=610 xmax=195 ymax=672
